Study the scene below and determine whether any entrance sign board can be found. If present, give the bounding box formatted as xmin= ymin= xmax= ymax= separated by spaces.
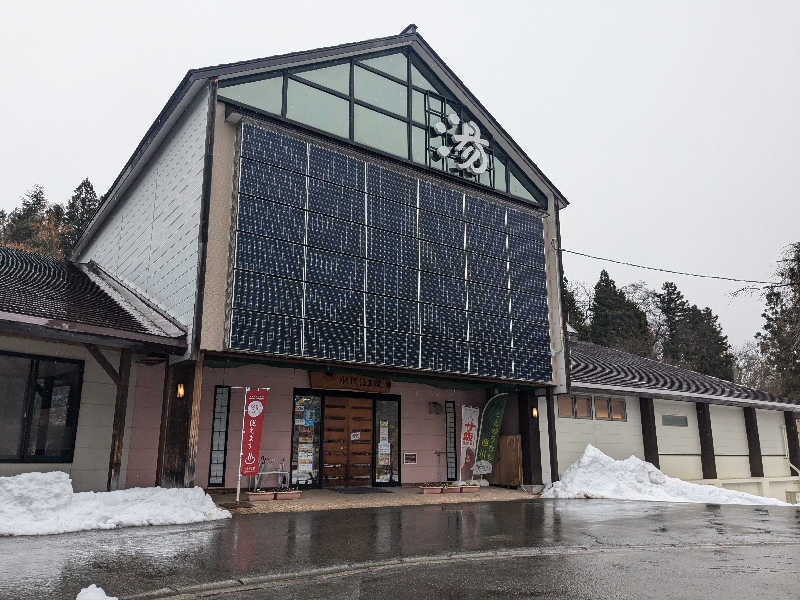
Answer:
xmin=309 ymin=372 xmax=391 ymax=393
xmin=459 ymin=405 xmax=479 ymax=481
xmin=240 ymin=388 xmax=267 ymax=476
xmin=473 ymin=393 xmax=508 ymax=476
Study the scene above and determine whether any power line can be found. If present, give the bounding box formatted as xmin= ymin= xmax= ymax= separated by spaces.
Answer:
xmin=557 ymin=247 xmax=782 ymax=286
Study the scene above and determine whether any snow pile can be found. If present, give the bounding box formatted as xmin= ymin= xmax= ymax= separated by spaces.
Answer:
xmin=542 ymin=445 xmax=792 ymax=506
xmin=0 ymin=471 xmax=230 ymax=536
xmin=76 ymin=585 xmax=117 ymax=600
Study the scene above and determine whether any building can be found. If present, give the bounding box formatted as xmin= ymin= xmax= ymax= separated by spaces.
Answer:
xmin=1 ymin=25 xmax=797 ymax=498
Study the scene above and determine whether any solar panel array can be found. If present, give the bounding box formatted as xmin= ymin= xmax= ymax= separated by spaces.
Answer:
xmin=230 ymin=123 xmax=552 ymax=381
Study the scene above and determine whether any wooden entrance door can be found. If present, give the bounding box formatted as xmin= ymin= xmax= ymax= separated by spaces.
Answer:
xmin=322 ymin=397 xmax=374 ymax=487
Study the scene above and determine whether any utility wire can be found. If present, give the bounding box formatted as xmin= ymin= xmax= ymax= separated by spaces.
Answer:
xmin=557 ymin=246 xmax=782 ymax=286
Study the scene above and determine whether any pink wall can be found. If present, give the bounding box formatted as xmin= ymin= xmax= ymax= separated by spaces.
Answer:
xmin=193 ymin=362 xmax=488 ymax=488
xmin=125 ymin=362 xmax=165 ymax=488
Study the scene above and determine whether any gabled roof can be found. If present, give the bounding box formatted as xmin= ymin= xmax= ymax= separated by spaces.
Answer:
xmin=569 ymin=339 xmax=798 ymax=412
xmin=0 ymin=246 xmax=186 ymax=353
xmin=73 ymin=25 xmax=567 ymax=258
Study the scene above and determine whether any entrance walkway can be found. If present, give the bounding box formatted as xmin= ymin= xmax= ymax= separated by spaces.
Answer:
xmin=214 ymin=486 xmax=533 ymax=514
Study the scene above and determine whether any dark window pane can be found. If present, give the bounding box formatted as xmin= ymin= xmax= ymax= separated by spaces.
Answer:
xmin=286 ymin=79 xmax=349 ymax=138
xmin=219 ymin=77 xmax=282 ymax=115
xmin=662 ymin=415 xmax=688 ymax=427
xmin=0 ymin=355 xmax=29 ymax=459
xmin=25 ymin=359 xmax=81 ymax=460
xmin=557 ymin=395 xmax=573 ymax=418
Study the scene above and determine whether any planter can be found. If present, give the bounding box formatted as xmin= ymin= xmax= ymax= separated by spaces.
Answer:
xmin=460 ymin=486 xmax=480 ymax=494
xmin=275 ymin=490 xmax=302 ymax=500
xmin=419 ymin=486 xmax=442 ymax=494
xmin=443 ymin=485 xmax=462 ymax=493
xmin=245 ymin=491 xmax=275 ymax=501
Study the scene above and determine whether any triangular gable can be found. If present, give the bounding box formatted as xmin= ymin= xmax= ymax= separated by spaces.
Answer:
xmin=217 ymin=39 xmax=552 ymax=210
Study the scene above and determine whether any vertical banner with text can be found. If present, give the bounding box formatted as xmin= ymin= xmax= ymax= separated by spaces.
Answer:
xmin=459 ymin=405 xmax=480 ymax=481
xmin=473 ymin=394 xmax=507 ymax=476
xmin=240 ymin=388 xmax=267 ymax=476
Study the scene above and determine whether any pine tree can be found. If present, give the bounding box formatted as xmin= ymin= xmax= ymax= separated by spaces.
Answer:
xmin=678 ymin=305 xmax=735 ymax=380
xmin=757 ymin=243 xmax=800 ymax=401
xmin=589 ymin=270 xmax=652 ymax=356
xmin=62 ymin=178 xmax=99 ymax=255
xmin=656 ymin=282 xmax=688 ymax=362
xmin=4 ymin=185 xmax=48 ymax=248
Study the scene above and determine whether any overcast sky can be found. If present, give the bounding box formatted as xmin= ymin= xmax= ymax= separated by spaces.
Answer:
xmin=1 ymin=1 xmax=797 ymax=347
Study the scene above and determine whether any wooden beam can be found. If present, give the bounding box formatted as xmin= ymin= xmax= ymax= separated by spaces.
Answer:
xmin=743 ymin=407 xmax=764 ymax=478
xmin=639 ymin=397 xmax=660 ymax=468
xmin=106 ymin=349 xmax=132 ymax=491
xmin=155 ymin=360 xmax=173 ymax=487
xmin=546 ymin=387 xmax=559 ymax=482
xmin=85 ymin=343 xmax=120 ymax=386
xmin=696 ymin=403 xmax=717 ymax=479
xmin=785 ymin=412 xmax=800 ymax=476
xmin=183 ymin=352 xmax=205 ymax=487
xmin=518 ymin=390 xmax=542 ymax=486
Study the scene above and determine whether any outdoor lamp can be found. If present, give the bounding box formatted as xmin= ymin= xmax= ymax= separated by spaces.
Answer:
xmin=177 ymin=383 xmax=185 ymax=398
xmin=531 ymin=406 xmax=539 ymax=419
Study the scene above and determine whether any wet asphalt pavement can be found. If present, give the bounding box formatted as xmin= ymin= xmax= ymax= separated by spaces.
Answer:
xmin=0 ymin=499 xmax=798 ymax=599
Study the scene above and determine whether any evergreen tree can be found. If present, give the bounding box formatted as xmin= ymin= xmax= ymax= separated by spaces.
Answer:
xmin=757 ymin=243 xmax=800 ymax=401
xmin=4 ymin=185 xmax=48 ymax=247
xmin=62 ymin=178 xmax=99 ymax=255
xmin=678 ymin=305 xmax=735 ymax=380
xmin=656 ymin=282 xmax=688 ymax=362
xmin=562 ymin=276 xmax=590 ymax=338
xmin=589 ymin=270 xmax=652 ymax=356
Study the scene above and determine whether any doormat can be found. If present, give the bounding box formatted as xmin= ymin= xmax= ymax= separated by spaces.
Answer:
xmin=335 ymin=487 xmax=392 ymax=494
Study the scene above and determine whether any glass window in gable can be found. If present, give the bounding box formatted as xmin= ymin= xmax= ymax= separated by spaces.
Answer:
xmin=411 ymin=126 xmax=427 ymax=164
xmin=509 ymin=171 xmax=535 ymax=201
xmin=359 ymin=53 xmax=408 ymax=81
xmin=493 ymin=156 xmax=507 ymax=192
xmin=354 ymin=66 xmax=407 ymax=117
xmin=412 ymin=90 xmax=425 ymax=124
xmin=411 ymin=63 xmax=438 ymax=93
xmin=354 ymin=105 xmax=407 ymax=158
xmin=294 ymin=62 xmax=350 ymax=95
xmin=286 ymin=79 xmax=350 ymax=139
xmin=218 ymin=76 xmax=283 ymax=115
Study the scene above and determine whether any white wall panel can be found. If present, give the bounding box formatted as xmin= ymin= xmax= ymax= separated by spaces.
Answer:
xmin=710 ymin=404 xmax=748 ymax=456
xmin=78 ymin=90 xmax=209 ymax=351
xmin=654 ymin=398 xmax=700 ymax=455
xmin=554 ymin=396 xmax=643 ymax=478
xmin=756 ymin=409 xmax=785 ymax=455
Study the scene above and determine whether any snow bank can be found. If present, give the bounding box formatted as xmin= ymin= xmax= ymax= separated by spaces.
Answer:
xmin=542 ymin=445 xmax=792 ymax=506
xmin=0 ymin=471 xmax=230 ymax=536
xmin=76 ymin=585 xmax=117 ymax=600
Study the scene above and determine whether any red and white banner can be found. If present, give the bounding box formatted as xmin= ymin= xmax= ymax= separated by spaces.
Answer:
xmin=240 ymin=388 xmax=267 ymax=476
xmin=459 ymin=405 xmax=479 ymax=481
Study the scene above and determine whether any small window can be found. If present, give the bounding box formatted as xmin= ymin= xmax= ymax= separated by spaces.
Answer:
xmin=0 ymin=351 xmax=83 ymax=462
xmin=594 ymin=397 xmax=610 ymax=419
xmin=610 ymin=399 xmax=626 ymax=421
xmin=575 ymin=395 xmax=593 ymax=419
xmin=557 ymin=395 xmax=573 ymax=418
xmin=286 ymin=79 xmax=349 ymax=138
xmin=662 ymin=415 xmax=688 ymax=427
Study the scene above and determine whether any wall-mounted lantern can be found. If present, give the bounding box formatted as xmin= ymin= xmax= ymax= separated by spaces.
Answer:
xmin=176 ymin=383 xmax=185 ymax=399
xmin=531 ymin=406 xmax=539 ymax=419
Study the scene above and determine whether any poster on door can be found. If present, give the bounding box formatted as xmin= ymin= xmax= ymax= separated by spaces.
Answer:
xmin=459 ymin=405 xmax=479 ymax=481
xmin=240 ymin=388 xmax=267 ymax=476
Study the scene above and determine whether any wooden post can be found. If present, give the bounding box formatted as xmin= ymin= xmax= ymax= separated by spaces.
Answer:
xmin=696 ymin=403 xmax=717 ymax=479
xmin=184 ymin=352 xmax=205 ymax=488
xmin=155 ymin=360 xmax=173 ymax=487
xmin=157 ymin=360 xmax=196 ymax=487
xmin=518 ymin=390 xmax=542 ymax=486
xmin=743 ymin=407 xmax=763 ymax=478
xmin=639 ymin=397 xmax=660 ymax=468
xmin=785 ymin=412 xmax=800 ymax=476
xmin=546 ymin=387 xmax=559 ymax=482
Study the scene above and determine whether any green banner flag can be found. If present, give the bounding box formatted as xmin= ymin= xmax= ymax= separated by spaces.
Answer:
xmin=473 ymin=393 xmax=508 ymax=475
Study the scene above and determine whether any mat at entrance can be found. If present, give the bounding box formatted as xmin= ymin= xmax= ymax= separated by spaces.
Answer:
xmin=335 ymin=487 xmax=392 ymax=494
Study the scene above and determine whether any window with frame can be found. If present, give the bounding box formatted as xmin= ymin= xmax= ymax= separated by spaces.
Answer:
xmin=594 ymin=397 xmax=627 ymax=422
xmin=557 ymin=394 xmax=593 ymax=419
xmin=559 ymin=394 xmax=626 ymax=422
xmin=0 ymin=351 xmax=83 ymax=462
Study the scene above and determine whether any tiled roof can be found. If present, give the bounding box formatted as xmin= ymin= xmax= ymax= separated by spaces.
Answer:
xmin=0 ymin=246 xmax=184 ymax=346
xmin=569 ymin=339 xmax=797 ymax=409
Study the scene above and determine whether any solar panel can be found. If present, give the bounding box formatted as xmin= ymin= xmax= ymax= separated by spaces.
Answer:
xmin=230 ymin=123 xmax=553 ymax=382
